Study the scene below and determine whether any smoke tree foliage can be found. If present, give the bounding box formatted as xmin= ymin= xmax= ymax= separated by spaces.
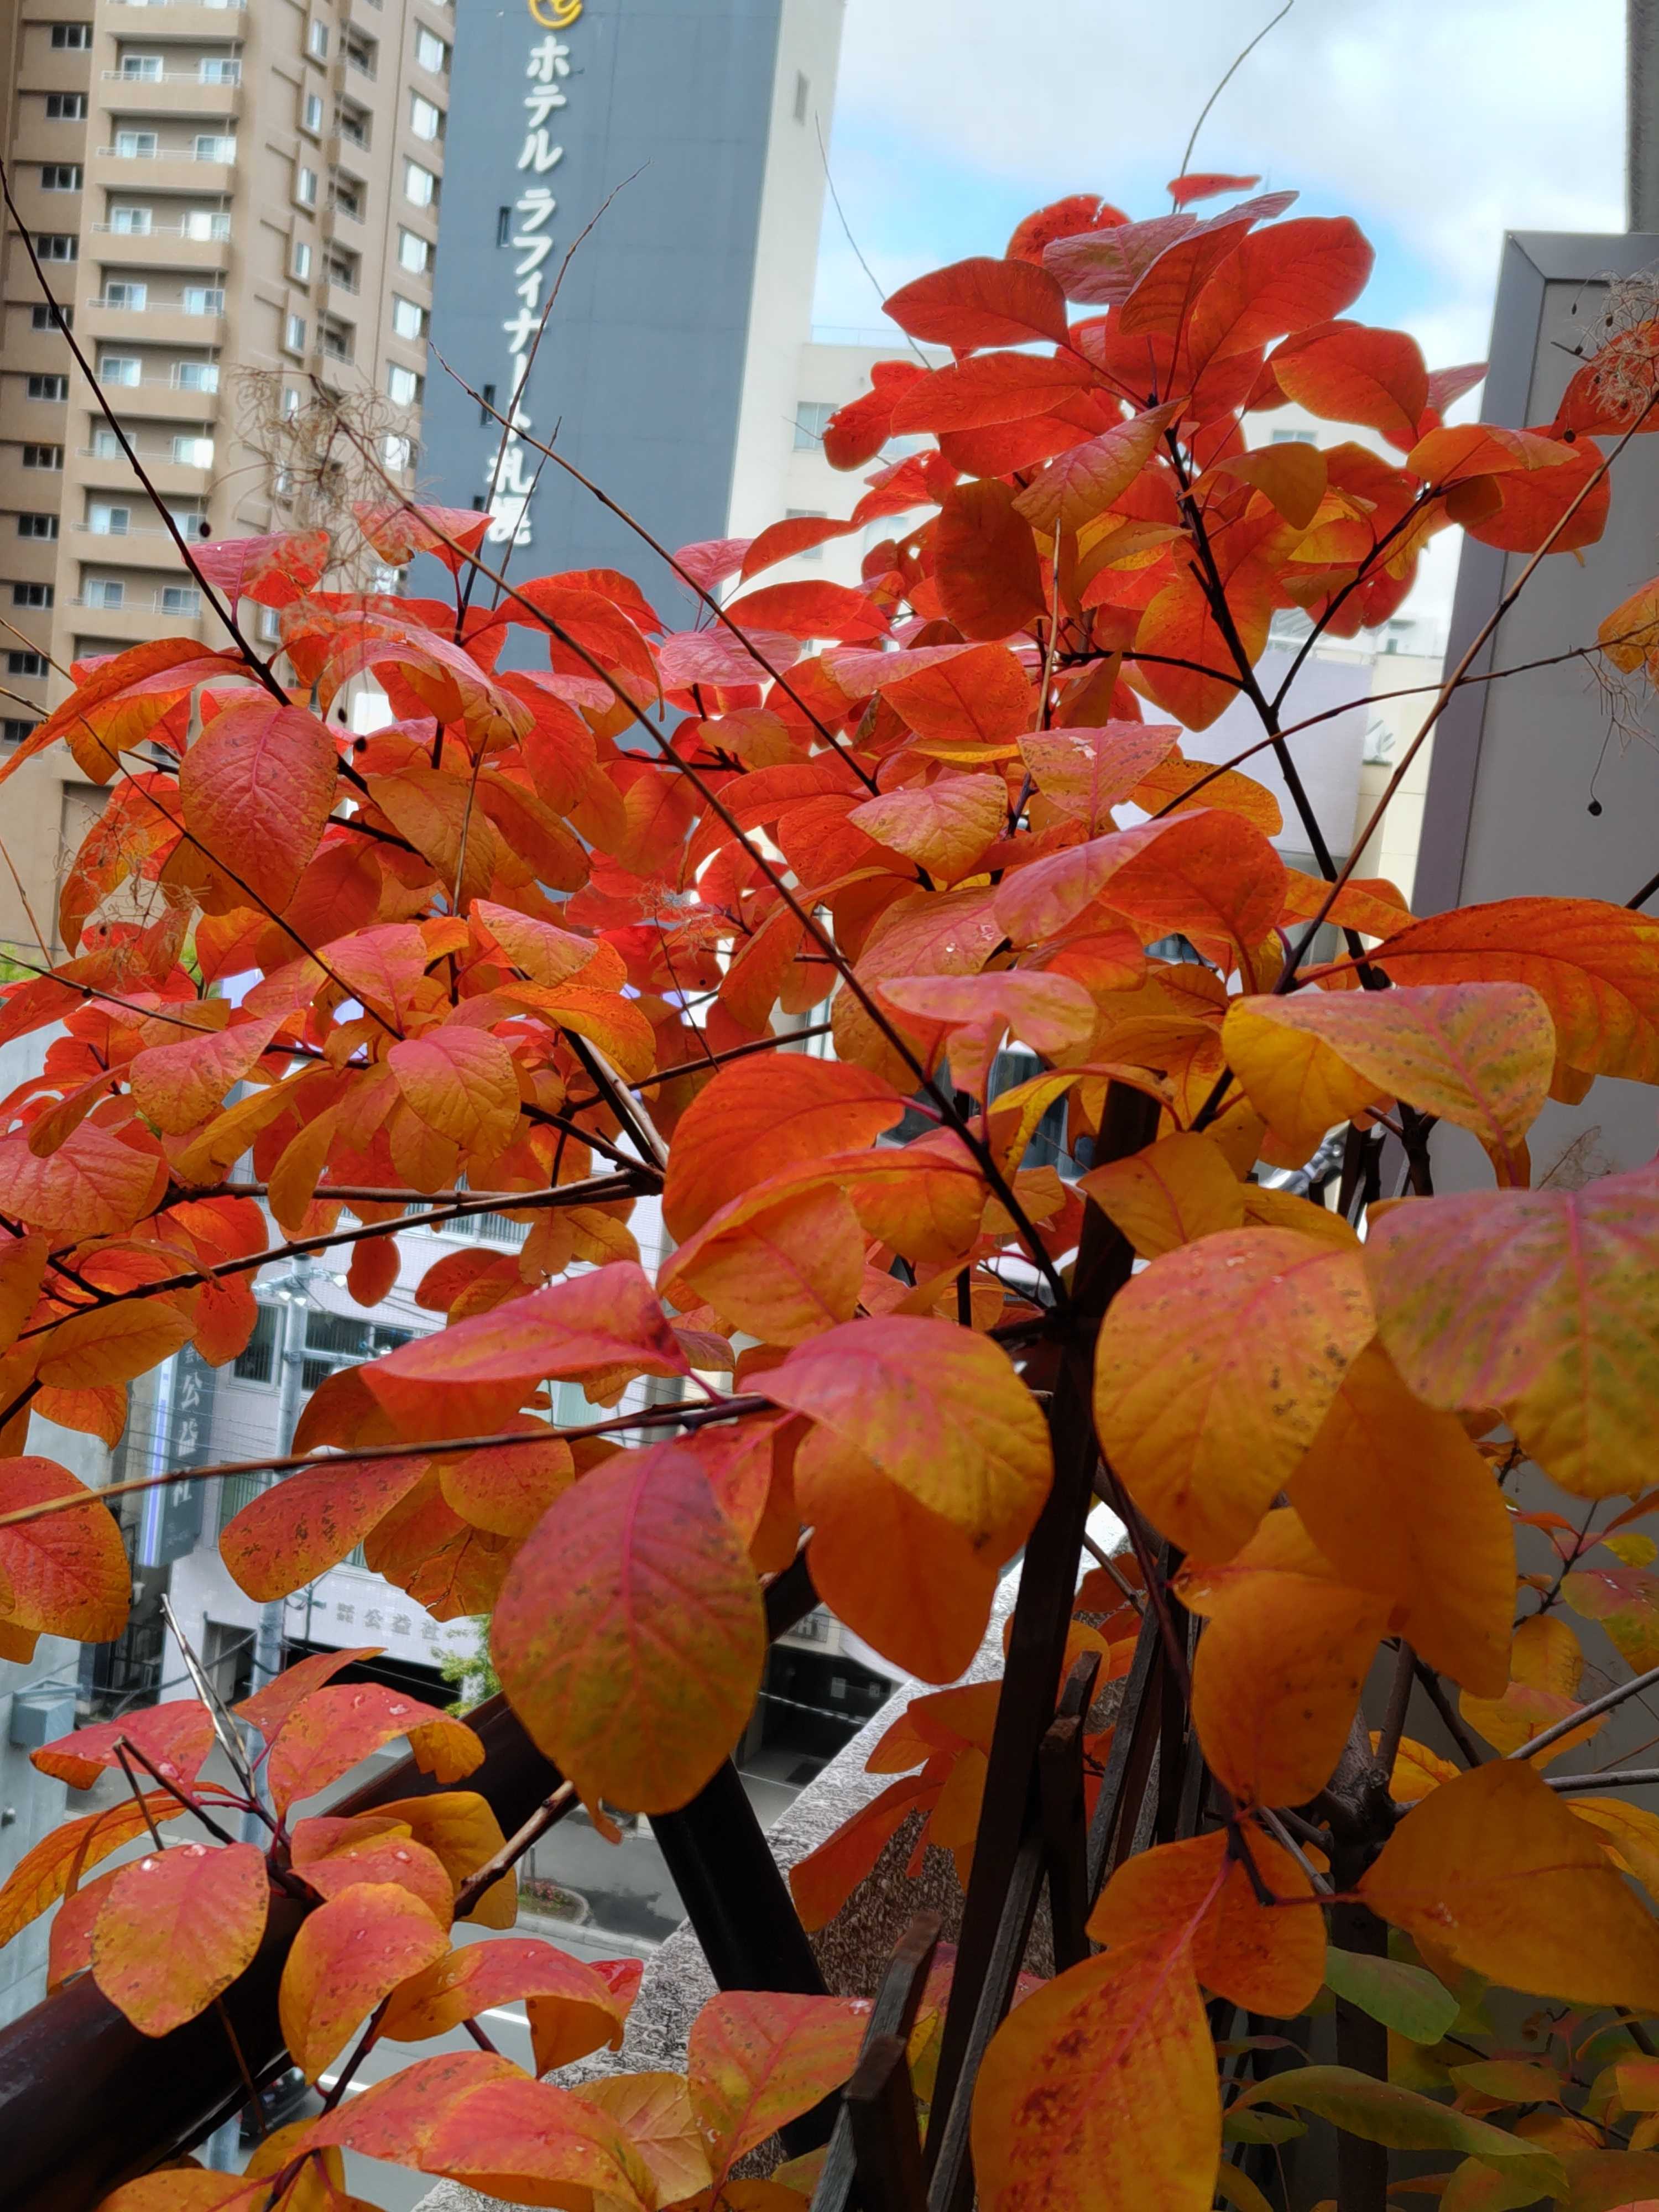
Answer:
xmin=5 ymin=170 xmax=1659 ymax=2211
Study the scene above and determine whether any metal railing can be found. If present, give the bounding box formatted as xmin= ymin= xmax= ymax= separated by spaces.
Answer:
xmin=90 ymin=222 xmax=233 ymax=239
xmin=101 ymin=68 xmax=242 ymax=83
xmin=96 ymin=144 xmax=237 ymax=161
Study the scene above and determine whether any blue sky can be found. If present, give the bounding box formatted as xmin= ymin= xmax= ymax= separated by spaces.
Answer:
xmin=812 ymin=0 xmax=1626 ymax=374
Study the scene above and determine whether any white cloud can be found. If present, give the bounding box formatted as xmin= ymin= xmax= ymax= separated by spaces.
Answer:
xmin=817 ymin=0 xmax=1625 ymax=340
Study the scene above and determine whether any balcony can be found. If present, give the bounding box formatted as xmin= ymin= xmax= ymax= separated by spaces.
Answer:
xmin=64 ymin=594 xmax=205 ymax=643
xmin=84 ymin=299 xmax=225 ymax=348
xmin=75 ymin=377 xmax=222 ymax=422
xmin=71 ymin=523 xmax=206 ymax=572
xmin=98 ymin=73 xmax=243 ymax=118
xmin=103 ymin=0 xmax=247 ymax=35
xmin=88 ymin=145 xmax=235 ymax=196
xmin=90 ymin=223 xmax=229 ymax=270
xmin=75 ymin=446 xmax=213 ymax=497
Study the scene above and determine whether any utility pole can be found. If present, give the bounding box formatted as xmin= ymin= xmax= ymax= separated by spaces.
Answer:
xmin=1631 ymin=1 xmax=1659 ymax=230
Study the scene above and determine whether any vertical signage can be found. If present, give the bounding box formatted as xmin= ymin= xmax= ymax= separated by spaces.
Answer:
xmin=478 ymin=0 xmax=587 ymax=550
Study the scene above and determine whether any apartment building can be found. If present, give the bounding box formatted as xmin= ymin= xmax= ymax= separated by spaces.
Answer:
xmin=0 ymin=0 xmax=451 ymax=961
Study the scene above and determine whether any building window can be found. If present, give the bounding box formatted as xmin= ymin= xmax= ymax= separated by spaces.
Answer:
xmin=160 ymin=583 xmax=200 ymax=614
xmin=382 ymin=431 xmax=414 ymax=471
xmin=184 ymin=210 xmax=231 ymax=242
xmin=1270 ymin=427 xmax=1317 ymax=446
xmin=296 ymin=166 xmax=318 ymax=207
xmin=233 ymin=1303 xmax=279 ymax=1384
xmin=120 ymin=52 xmax=164 ymax=79
xmin=40 ymin=165 xmax=82 ymax=192
xmin=337 ymin=102 xmax=370 ymax=147
xmin=478 ymin=381 xmax=496 ymax=425
xmin=345 ymin=32 xmax=376 ymax=76
xmin=22 ymin=445 xmax=63 ymax=470
xmin=12 ymin=583 xmax=53 ymax=609
xmin=291 ymin=240 xmax=313 ymax=281
xmin=302 ymin=91 xmax=324 ymax=134
xmin=397 ymin=228 xmax=429 ymax=274
xmin=403 ymin=160 xmax=436 ymax=208
xmin=45 ymin=93 xmax=87 ymax=119
xmin=414 ymin=26 xmax=447 ymax=72
xmin=89 ymin=504 xmax=131 ymax=536
xmin=320 ymin=317 xmax=352 ymax=361
xmin=195 ymin=134 xmax=235 ymax=163
xmin=284 ymin=314 xmax=306 ymax=355
xmin=257 ymin=606 xmax=281 ymax=641
xmin=495 ymin=205 xmax=511 ymax=247
xmin=184 ymin=286 xmax=225 ymax=316
xmin=114 ymin=131 xmax=159 ymax=159
xmin=281 ymin=385 xmax=300 ymax=418
xmin=92 ymin=429 xmax=120 ymax=457
xmin=793 ymin=400 xmax=834 ymax=448
xmin=51 ymin=23 xmax=92 ymax=47
xmin=26 ymin=374 xmax=69 ymax=400
xmin=85 ymin=580 xmax=125 ymax=609
xmin=2 ymin=720 xmax=38 ymax=745
xmin=34 ymin=234 xmax=77 ymax=261
xmin=330 ymin=182 xmax=362 ymax=220
xmin=173 ymin=435 xmax=213 ymax=466
xmin=199 ymin=57 xmax=239 ymax=84
xmin=111 ymin=206 xmax=152 ymax=236
xmin=391 ymin=294 xmax=425 ymax=341
xmin=387 ymin=363 xmax=421 ymax=406
xmin=17 ymin=515 xmax=59 ymax=539
xmin=6 ymin=651 xmax=48 ymax=678
xmin=98 ymin=355 xmax=142 ymax=387
xmin=410 ymin=93 xmax=442 ymax=142
xmin=29 ymin=304 xmax=71 ymax=332
xmin=103 ymin=280 xmax=148 ymax=309
xmin=794 ymin=70 xmax=809 ymax=122
xmin=306 ymin=19 xmax=328 ymax=58
xmin=173 ymin=361 xmax=218 ymax=392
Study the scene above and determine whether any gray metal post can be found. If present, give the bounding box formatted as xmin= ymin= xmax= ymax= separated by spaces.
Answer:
xmin=1631 ymin=1 xmax=1659 ymax=230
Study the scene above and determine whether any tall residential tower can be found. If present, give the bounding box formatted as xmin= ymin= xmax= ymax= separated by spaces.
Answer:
xmin=0 ymin=0 xmax=452 ymax=958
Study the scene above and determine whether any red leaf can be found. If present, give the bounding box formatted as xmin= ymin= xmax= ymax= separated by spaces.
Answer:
xmin=1168 ymin=171 xmax=1261 ymax=206
xmin=1270 ymin=320 xmax=1430 ymax=451
xmin=92 ymin=1841 xmax=269 ymax=2036
xmin=884 ymin=256 xmax=1071 ymax=349
xmin=688 ymin=1990 xmax=872 ymax=2173
xmin=662 ymin=1056 xmax=904 ymax=1242
xmin=265 ymin=1682 xmax=483 ymax=1813
xmin=721 ymin=581 xmax=889 ymax=643
xmin=232 ymin=1645 xmax=383 ymax=1739
xmin=362 ymin=1261 xmax=688 ymax=1438
xmin=178 ymin=697 xmax=340 ymax=911
xmin=194 ymin=530 xmax=330 ymax=609
xmin=0 ymin=1455 xmax=130 ymax=1642
xmin=30 ymin=1698 xmax=214 ymax=1792
xmin=492 ymin=1441 xmax=766 ymax=1812
xmin=220 ymin=1455 xmax=431 ymax=1601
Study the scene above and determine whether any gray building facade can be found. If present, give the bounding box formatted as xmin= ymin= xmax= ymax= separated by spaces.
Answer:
xmin=421 ymin=0 xmax=843 ymax=630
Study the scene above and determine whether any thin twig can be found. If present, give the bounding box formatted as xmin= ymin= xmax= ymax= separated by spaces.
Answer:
xmin=0 ymin=1396 xmax=770 ymax=1533
xmin=1375 ymin=1641 xmax=1417 ymax=1779
xmin=1508 ymin=1661 xmax=1659 ymax=1764
xmin=1175 ymin=2 xmax=1295 ymax=181
xmin=454 ymin=1781 xmax=577 ymax=1916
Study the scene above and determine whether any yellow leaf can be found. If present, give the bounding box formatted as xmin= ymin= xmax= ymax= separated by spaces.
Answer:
xmin=1359 ymin=1761 xmax=1659 ymax=2010
xmin=1079 ymin=1131 xmax=1245 ymax=1259
xmin=1178 ymin=1511 xmax=1389 ymax=1807
xmin=1094 ymin=1228 xmax=1375 ymax=1558
xmin=1287 ymin=1339 xmax=1514 ymax=1697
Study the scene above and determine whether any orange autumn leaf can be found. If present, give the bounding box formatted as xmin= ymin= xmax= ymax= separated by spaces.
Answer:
xmin=687 ymin=1990 xmax=871 ymax=2174
xmin=973 ymin=1932 xmax=1219 ymax=2212
xmin=491 ymin=1441 xmax=765 ymax=1812
xmin=265 ymin=1683 xmax=483 ymax=1814
xmin=279 ymin=1881 xmax=450 ymax=2080
xmin=1178 ymin=1510 xmax=1389 ymax=1807
xmin=1088 ymin=1828 xmax=1324 ymax=2015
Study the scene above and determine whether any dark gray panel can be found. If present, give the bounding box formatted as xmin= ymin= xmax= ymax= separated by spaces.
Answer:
xmin=420 ymin=0 xmax=785 ymax=641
